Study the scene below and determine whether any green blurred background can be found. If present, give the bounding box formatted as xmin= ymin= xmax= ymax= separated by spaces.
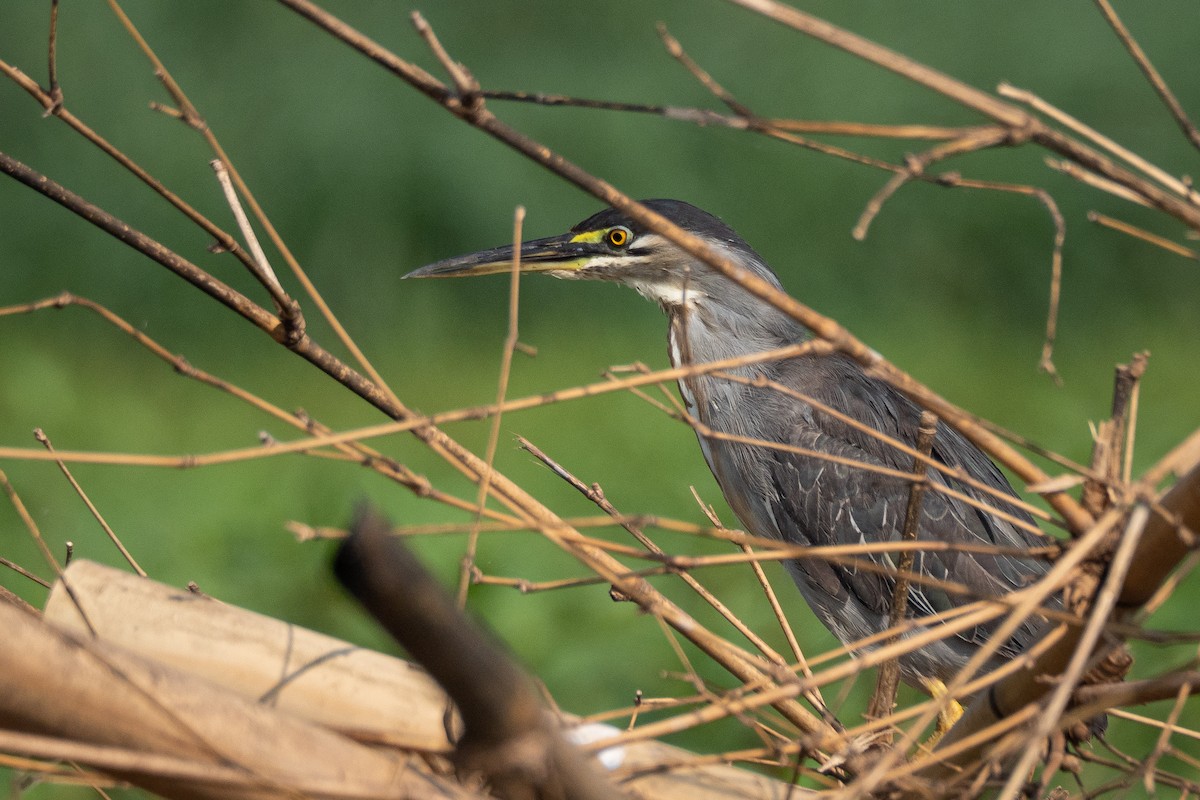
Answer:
xmin=2 ymin=1 xmax=1198 ymax=795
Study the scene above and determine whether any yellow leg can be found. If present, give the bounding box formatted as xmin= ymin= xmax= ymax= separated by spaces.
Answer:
xmin=920 ymin=677 xmax=964 ymax=749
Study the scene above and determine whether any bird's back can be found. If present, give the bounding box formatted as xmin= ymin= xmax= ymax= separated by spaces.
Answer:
xmin=674 ymin=307 xmax=1054 ymax=686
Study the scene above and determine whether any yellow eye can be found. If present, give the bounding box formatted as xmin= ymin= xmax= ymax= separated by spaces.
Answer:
xmin=606 ymin=227 xmax=632 ymax=248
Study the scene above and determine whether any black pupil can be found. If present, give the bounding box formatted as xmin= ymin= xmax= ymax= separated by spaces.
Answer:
xmin=610 ymin=230 xmax=625 ymax=245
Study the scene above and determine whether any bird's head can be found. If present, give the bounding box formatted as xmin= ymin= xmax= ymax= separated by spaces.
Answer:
xmin=403 ymin=199 xmax=782 ymax=310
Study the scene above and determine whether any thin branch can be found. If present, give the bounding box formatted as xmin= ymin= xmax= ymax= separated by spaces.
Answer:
xmin=482 ymin=87 xmax=996 ymax=141
xmin=458 ymin=206 xmax=526 ymax=606
xmin=410 ymin=11 xmax=481 ymax=103
xmin=1045 ymin=158 xmax=1153 ymax=210
xmin=0 ymin=57 xmax=267 ymax=282
xmin=0 ymin=151 xmax=282 ymax=337
xmin=1140 ymin=679 xmax=1193 ymax=794
xmin=516 ymin=438 xmax=663 ymax=556
xmin=687 ymin=486 xmax=822 ymax=708
xmin=0 ymin=341 xmax=831 ymax=471
xmin=102 ymin=0 xmax=417 ymax=415
xmin=34 ymin=429 xmax=145 ymax=577
xmin=860 ymin=165 xmax=1069 ymax=380
xmin=852 ymin=126 xmax=1011 ymax=240
xmin=657 ymin=23 xmax=752 ymax=117
xmin=0 ymin=467 xmax=98 ymax=638
xmin=867 ymin=412 xmax=938 ymax=732
xmin=725 ymin=0 xmax=1200 ymax=231
xmin=45 ymin=0 xmax=62 ymax=111
xmin=655 ymin=24 xmax=899 ymax=172
xmin=517 ymin=435 xmax=833 ymax=721
xmin=0 ymin=468 xmax=61 ymax=577
xmin=275 ymin=0 xmax=1098 ymax=535
xmin=999 ymin=81 xmax=1200 ymax=206
xmin=1006 ymin=504 xmax=1150 ymax=800
xmin=710 ymin=370 xmax=1056 ymax=531
xmin=0 ymin=556 xmax=51 ymax=589
xmin=1106 ymin=711 xmax=1200 ymax=745
xmin=472 ymin=572 xmax=610 ymax=594
xmin=1089 ymin=212 xmax=1199 ymax=260
xmin=856 ymin=507 xmax=1126 ymax=792
xmin=694 ymin=488 xmax=835 ymax=722
xmin=1092 ymin=0 xmax=1200 ymax=152
xmin=931 ymin=178 xmax=1067 ymax=381
xmin=0 ymin=293 xmax=515 ymax=524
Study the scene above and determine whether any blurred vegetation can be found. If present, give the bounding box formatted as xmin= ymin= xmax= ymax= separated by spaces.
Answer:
xmin=1 ymin=1 xmax=1198 ymax=796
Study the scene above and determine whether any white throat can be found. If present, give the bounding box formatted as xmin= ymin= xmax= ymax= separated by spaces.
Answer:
xmin=627 ymin=278 xmax=706 ymax=310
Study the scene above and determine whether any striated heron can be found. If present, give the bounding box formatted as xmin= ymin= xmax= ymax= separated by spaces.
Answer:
xmin=404 ymin=198 xmax=1055 ymax=704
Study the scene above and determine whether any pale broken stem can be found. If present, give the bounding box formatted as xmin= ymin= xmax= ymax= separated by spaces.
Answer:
xmin=1041 ymin=198 xmax=1066 ymax=380
xmin=459 ymin=206 xmax=527 ymax=607
xmin=1120 ymin=352 xmax=1148 ymax=487
xmin=1045 ymin=157 xmax=1152 ymax=208
xmin=868 ymin=412 xmax=938 ymax=730
xmin=209 ymin=159 xmax=290 ymax=312
xmin=8 ymin=19 xmax=839 ymax=751
xmin=106 ymin=0 xmax=405 ymax=411
xmin=411 ymin=10 xmax=480 ymax=100
xmin=34 ymin=429 xmax=145 ymax=577
xmin=1108 ymin=708 xmax=1200 ymax=744
xmin=473 ymin=573 xmax=610 ymax=593
xmin=44 ymin=0 xmax=63 ymax=110
xmin=1141 ymin=550 xmax=1200 ymax=617
xmin=999 ymin=81 xmax=1200 ymax=206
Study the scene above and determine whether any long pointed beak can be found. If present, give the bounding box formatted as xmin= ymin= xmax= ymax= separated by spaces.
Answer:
xmin=403 ymin=233 xmax=604 ymax=279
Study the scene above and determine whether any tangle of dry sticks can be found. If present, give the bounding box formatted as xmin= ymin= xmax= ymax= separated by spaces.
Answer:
xmin=2 ymin=2 xmax=1199 ymax=799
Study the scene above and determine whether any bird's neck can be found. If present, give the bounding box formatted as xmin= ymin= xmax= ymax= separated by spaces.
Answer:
xmin=666 ymin=301 xmax=807 ymax=374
